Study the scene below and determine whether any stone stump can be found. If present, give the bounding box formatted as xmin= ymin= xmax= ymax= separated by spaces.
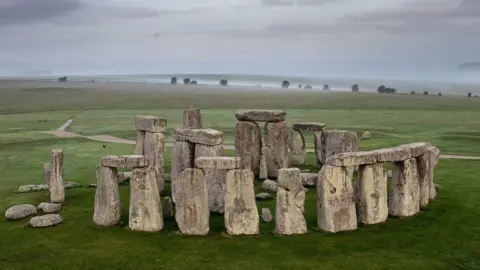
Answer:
xmin=235 ymin=121 xmax=261 ymax=176
xmin=44 ymin=163 xmax=51 ymax=186
xmin=389 ymin=158 xmax=420 ymax=217
xmin=224 ymin=169 xmax=259 ymax=235
xmin=144 ymin=131 xmax=165 ymax=195
xmin=170 ymin=141 xmax=195 ymax=203
xmin=263 ymin=122 xmax=288 ymax=179
xmin=183 ymin=108 xmax=203 ymax=129
xmin=358 ymin=163 xmax=388 ymax=224
xmin=275 ymin=168 xmax=307 ymax=235
xmin=93 ymin=166 xmax=120 ymax=226
xmin=50 ymin=149 xmax=65 ymax=203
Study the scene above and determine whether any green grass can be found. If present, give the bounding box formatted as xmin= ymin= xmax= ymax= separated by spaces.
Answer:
xmin=1 ymin=84 xmax=480 ymax=269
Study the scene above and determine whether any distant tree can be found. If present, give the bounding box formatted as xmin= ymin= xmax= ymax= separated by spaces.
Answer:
xmin=58 ymin=76 xmax=67 ymax=82
xmin=377 ymin=85 xmax=396 ymax=94
xmin=475 ymin=95 xmax=478 ymax=98
xmin=468 ymin=92 xmax=472 ymax=98
xmin=377 ymin=85 xmax=386 ymax=93
xmin=219 ymin=79 xmax=228 ymax=86
xmin=410 ymin=91 xmax=416 ymax=95
xmin=298 ymin=84 xmax=302 ymax=89
xmin=438 ymin=93 xmax=442 ymax=96
xmin=282 ymin=80 xmax=290 ymax=88
xmin=423 ymin=91 xmax=429 ymax=96
xmin=191 ymin=80 xmax=198 ymax=85
xmin=170 ymin=77 xmax=177 ymax=84
xmin=323 ymin=84 xmax=330 ymax=91
xmin=304 ymin=85 xmax=312 ymax=89
xmin=351 ymin=84 xmax=359 ymax=92
xmin=183 ymin=78 xmax=190 ymax=84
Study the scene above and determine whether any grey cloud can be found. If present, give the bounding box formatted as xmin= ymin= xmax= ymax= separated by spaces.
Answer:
xmin=262 ymin=0 xmax=340 ymax=6
xmin=0 ymin=0 xmax=80 ymax=25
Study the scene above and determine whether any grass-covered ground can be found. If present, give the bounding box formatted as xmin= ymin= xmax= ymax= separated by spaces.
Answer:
xmin=1 ymin=82 xmax=479 ymax=269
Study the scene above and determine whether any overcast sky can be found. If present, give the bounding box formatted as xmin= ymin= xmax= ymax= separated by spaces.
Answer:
xmin=0 ymin=0 xmax=479 ymax=77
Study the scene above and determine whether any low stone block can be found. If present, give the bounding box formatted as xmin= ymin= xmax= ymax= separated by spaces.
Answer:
xmin=135 ymin=115 xmax=166 ymax=133
xmin=235 ymin=109 xmax=286 ymax=122
xmin=173 ymin=128 xmax=224 ymax=146
xmin=389 ymin=158 xmax=421 ymax=217
xmin=195 ymin=157 xmax=241 ymax=169
xmin=293 ymin=122 xmax=326 ymax=132
xmin=101 ymin=155 xmax=149 ymax=168
xmin=5 ymin=204 xmax=37 ymax=220
xmin=29 ymin=214 xmax=63 ymax=228
xmin=326 ymin=151 xmax=377 ymax=167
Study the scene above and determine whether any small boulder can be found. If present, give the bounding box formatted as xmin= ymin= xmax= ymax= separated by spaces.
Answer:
xmin=255 ymin=193 xmax=273 ymax=200
xmin=29 ymin=214 xmax=63 ymax=228
xmin=435 ymin=183 xmax=441 ymax=190
xmin=37 ymin=202 xmax=62 ymax=213
xmin=261 ymin=208 xmax=273 ymax=223
xmin=5 ymin=204 xmax=37 ymax=220
xmin=262 ymin=179 xmax=278 ymax=193
xmin=17 ymin=184 xmax=49 ymax=193
xmin=361 ymin=131 xmax=371 ymax=140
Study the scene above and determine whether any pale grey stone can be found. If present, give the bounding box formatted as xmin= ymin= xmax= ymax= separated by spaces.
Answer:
xmin=173 ymin=128 xmax=223 ymax=146
xmin=17 ymin=184 xmax=49 ymax=193
xmin=235 ymin=121 xmax=261 ymax=175
xmin=358 ymin=163 xmax=388 ymax=225
xmin=170 ymin=141 xmax=195 ymax=203
xmin=326 ymin=151 xmax=377 ymax=167
xmin=37 ymin=202 xmax=62 ymax=213
xmin=117 ymin=171 xmax=132 ymax=184
xmin=262 ymin=179 xmax=278 ymax=193
xmin=183 ymin=108 xmax=203 ymax=129
xmin=134 ymin=130 xmax=145 ymax=155
xmin=135 ymin=115 xmax=166 ymax=133
xmin=50 ymin=149 xmax=65 ymax=203
xmin=195 ymin=144 xmax=225 ymax=213
xmin=264 ymin=122 xmax=288 ymax=178
xmin=29 ymin=214 xmax=63 ymax=228
xmin=416 ymin=153 xmax=432 ymax=209
xmin=389 ymin=158 xmax=420 ymax=217
xmin=5 ymin=204 xmax=37 ymax=220
xmin=289 ymin=130 xmax=306 ymax=165
xmin=361 ymin=131 xmax=371 ymax=140
xmin=195 ymin=157 xmax=241 ymax=170
xmin=101 ymin=155 xmax=149 ymax=168
xmin=143 ymin=132 xmax=165 ymax=195
xmin=235 ymin=109 xmax=286 ymax=122
xmin=319 ymin=130 xmax=358 ymax=165
xmin=255 ymin=192 xmax=273 ymax=200
xmin=261 ymin=208 xmax=273 ymax=223
xmin=93 ymin=166 xmax=121 ymax=227
xmin=300 ymin=173 xmax=317 ymax=187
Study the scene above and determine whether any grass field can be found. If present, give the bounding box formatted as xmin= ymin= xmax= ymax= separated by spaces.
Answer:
xmin=1 ymin=82 xmax=480 ymax=269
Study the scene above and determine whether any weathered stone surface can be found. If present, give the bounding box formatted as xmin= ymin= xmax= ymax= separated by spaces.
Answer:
xmin=37 ymin=202 xmax=62 ymax=213
xmin=101 ymin=155 xmax=149 ymax=168
xmin=134 ymin=130 xmax=145 ymax=155
xmin=261 ymin=208 xmax=273 ymax=223
xmin=5 ymin=204 xmax=37 ymax=220
xmin=417 ymin=153 xmax=432 ymax=208
xmin=262 ymin=179 xmax=278 ymax=193
xmin=389 ymin=158 xmax=420 ymax=217
xmin=64 ymin=181 xmax=82 ymax=189
xmin=183 ymin=108 xmax=203 ymax=129
xmin=319 ymin=130 xmax=358 ymax=165
xmin=163 ymin=197 xmax=174 ymax=217
xmin=235 ymin=121 xmax=261 ymax=175
xmin=428 ymin=146 xmax=440 ymax=200
xmin=317 ymin=165 xmax=357 ymax=233
xmin=259 ymin=154 xmax=268 ymax=180
xmin=301 ymin=173 xmax=317 ymax=187
xmin=195 ymin=144 xmax=225 ymax=213
xmin=264 ymin=122 xmax=288 ymax=178
xmin=256 ymin=192 xmax=273 ymax=200
xmin=18 ymin=184 xmax=49 ymax=193
xmin=314 ymin=131 xmax=323 ymax=167
xmin=44 ymin=163 xmax=51 ymax=185
xmin=293 ymin=122 xmax=326 ymax=132
xmin=93 ymin=166 xmax=120 ymax=227
xmin=129 ymin=167 xmax=163 ymax=232
xmin=387 ymin=170 xmax=393 ymax=178
xmin=275 ymin=168 xmax=307 ymax=235
xmin=117 ymin=171 xmax=132 ymax=184
xmin=170 ymin=141 xmax=195 ymax=203
xmin=399 ymin=142 xmax=428 ymax=158
xmin=135 ymin=115 xmax=166 ymax=133
xmin=30 ymin=214 xmax=63 ymax=228
xmin=144 ymin=132 xmax=165 ymax=194
xmin=235 ymin=109 xmax=286 ymax=122
xmin=173 ymin=128 xmax=224 ymax=146
xmin=50 ymin=149 xmax=65 ymax=203
xmin=358 ymin=163 xmax=388 ymax=225
xmin=195 ymin=157 xmax=241 ymax=170
xmin=361 ymin=131 xmax=371 ymax=140
xmin=374 ymin=147 xmax=411 ymax=162
xmin=225 ymin=170 xmax=259 ymax=235
xmin=174 ymin=169 xmax=209 ymax=235
xmin=289 ymin=130 xmax=306 ymax=165
xmin=326 ymin=151 xmax=377 ymax=167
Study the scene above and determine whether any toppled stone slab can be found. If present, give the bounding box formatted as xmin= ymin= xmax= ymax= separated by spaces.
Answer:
xmin=37 ymin=202 xmax=62 ymax=213
xmin=195 ymin=157 xmax=241 ymax=169
xmin=173 ymin=128 xmax=224 ymax=146
xmin=262 ymin=179 xmax=278 ymax=193
xmin=389 ymin=158 xmax=420 ymax=217
xmin=256 ymin=192 xmax=273 ymax=200
xmin=29 ymin=214 xmax=63 ymax=228
xmin=261 ymin=208 xmax=273 ymax=223
xmin=293 ymin=123 xmax=326 ymax=132
xmin=101 ymin=155 xmax=149 ymax=168
xmin=183 ymin=108 xmax=203 ymax=129
xmin=358 ymin=164 xmax=388 ymax=225
xmin=5 ymin=204 xmax=37 ymax=220
xmin=135 ymin=115 xmax=166 ymax=133
xmin=18 ymin=184 xmax=49 ymax=193
xmin=235 ymin=121 xmax=261 ymax=175
xmin=235 ymin=109 xmax=286 ymax=122
xmin=326 ymin=151 xmax=377 ymax=167
xmin=300 ymin=173 xmax=317 ymax=187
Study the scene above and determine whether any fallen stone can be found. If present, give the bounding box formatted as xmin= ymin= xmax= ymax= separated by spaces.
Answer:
xmin=134 ymin=130 xmax=145 ymax=155
xmin=300 ymin=173 xmax=317 ymax=187
xmin=143 ymin=132 xmax=165 ymax=195
xmin=235 ymin=121 xmax=261 ymax=175
xmin=117 ymin=171 xmax=133 ymax=184
xmin=361 ymin=131 xmax=371 ymax=140
xmin=183 ymin=108 xmax=203 ymax=129
xmin=262 ymin=179 xmax=278 ymax=193
xmin=195 ymin=157 xmax=241 ymax=170
xmin=135 ymin=115 xmax=166 ymax=133
xmin=88 ymin=184 xmax=97 ymax=188
xmin=18 ymin=184 xmax=49 ymax=193
xmin=29 ymin=214 xmax=63 ymax=228
xmin=64 ymin=182 xmax=82 ymax=189
xmin=358 ymin=163 xmax=388 ymax=225
xmin=37 ymin=202 xmax=62 ymax=213
xmin=264 ymin=122 xmax=288 ymax=178
xmin=173 ymin=128 xmax=224 ymax=146
xmin=5 ymin=204 xmax=37 ymax=220
xmin=163 ymin=197 xmax=174 ymax=217
xmin=235 ymin=109 xmax=286 ymax=122
xmin=326 ymin=151 xmax=377 ymax=167
xmin=255 ymin=192 xmax=273 ymax=200
xmin=44 ymin=163 xmax=51 ymax=185
xmin=292 ymin=122 xmax=326 ymax=132
xmin=50 ymin=149 xmax=65 ymax=203
xmin=389 ymin=158 xmax=420 ymax=217
xmin=101 ymin=155 xmax=149 ymax=169
xmin=170 ymin=141 xmax=195 ymax=203
xmin=289 ymin=129 xmax=306 ymax=165
xmin=93 ymin=166 xmax=121 ymax=227
xmin=261 ymin=208 xmax=273 ymax=223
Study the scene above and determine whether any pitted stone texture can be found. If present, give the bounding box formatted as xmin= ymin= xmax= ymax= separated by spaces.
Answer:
xmin=44 ymin=163 xmax=51 ymax=185
xmin=358 ymin=164 xmax=388 ymax=225
xmin=289 ymin=130 xmax=306 ymax=165
xmin=29 ymin=214 xmax=63 ymax=228
xmin=314 ymin=131 xmax=323 ymax=167
xmin=18 ymin=184 xmax=49 ymax=193
xmin=293 ymin=122 xmax=326 ymax=132
xmin=93 ymin=166 xmax=120 ymax=227
xmin=319 ymin=130 xmax=358 ymax=165
xmin=195 ymin=157 xmax=241 ymax=170
xmin=326 ymin=151 xmax=377 ymax=167
xmin=171 ymin=141 xmax=195 ymax=203
xmin=134 ymin=130 xmax=145 ymax=155
xmin=301 ymin=173 xmax=317 ymax=187
xmin=317 ymin=165 xmax=357 ymax=233
xmin=235 ymin=109 xmax=286 ymax=122
xmin=50 ymin=149 xmax=65 ymax=203
xmin=275 ymin=168 xmax=307 ymax=235
xmin=225 ymin=170 xmax=259 ymax=235
xmin=261 ymin=208 xmax=273 ymax=223
xmin=101 ymin=155 xmax=149 ymax=168
xmin=235 ymin=121 xmax=261 ymax=175
xmin=259 ymin=154 xmax=268 ymax=180
xmin=262 ymin=179 xmax=278 ymax=193
xmin=389 ymin=158 xmax=420 ymax=217
xmin=129 ymin=167 xmax=163 ymax=232
xmin=374 ymin=147 xmax=411 ymax=162
xmin=183 ymin=108 xmax=203 ymax=129
xmin=163 ymin=197 xmax=174 ymax=217
xmin=173 ymin=128 xmax=223 ymax=146
xmin=398 ymin=142 xmax=429 ymax=158
xmin=135 ymin=115 xmax=166 ymax=133
xmin=144 ymin=132 xmax=165 ymax=194
xmin=174 ymin=169 xmax=209 ymax=235
xmin=416 ymin=153 xmax=432 ymax=209
xmin=264 ymin=122 xmax=288 ymax=178
xmin=37 ymin=202 xmax=62 ymax=213
xmin=428 ymin=146 xmax=440 ymax=200
xmin=5 ymin=204 xmax=37 ymax=220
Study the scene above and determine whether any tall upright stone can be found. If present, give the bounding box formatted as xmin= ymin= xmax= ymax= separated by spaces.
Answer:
xmin=289 ymin=129 xmax=306 ymax=166
xmin=428 ymin=146 xmax=440 ymax=200
xmin=225 ymin=169 xmax=259 ymax=235
xmin=134 ymin=130 xmax=145 ymax=155
xmin=264 ymin=122 xmax=288 ymax=178
xmin=174 ymin=169 xmax=209 ymax=235
xmin=389 ymin=158 xmax=420 ymax=217
xmin=275 ymin=168 xmax=307 ymax=235
xmin=416 ymin=153 xmax=432 ymax=209
xmin=358 ymin=163 xmax=388 ymax=224
xmin=317 ymin=165 xmax=357 ymax=233
xmin=318 ymin=130 xmax=358 ymax=165
xmin=144 ymin=132 xmax=165 ymax=195
xmin=314 ymin=131 xmax=322 ymax=167
xmin=50 ymin=149 xmax=65 ymax=203
xmin=235 ymin=121 xmax=261 ymax=176
xmin=129 ymin=167 xmax=163 ymax=232
xmin=44 ymin=163 xmax=51 ymax=186
xmin=183 ymin=108 xmax=203 ymax=129
xmin=93 ymin=166 xmax=120 ymax=226
xmin=170 ymin=141 xmax=195 ymax=203
xmin=195 ymin=144 xmax=225 ymax=213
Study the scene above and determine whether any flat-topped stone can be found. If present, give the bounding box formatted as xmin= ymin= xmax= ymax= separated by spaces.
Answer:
xmin=398 ymin=142 xmax=429 ymax=157
xmin=101 ymin=155 xmax=149 ymax=168
xmin=374 ymin=147 xmax=411 ymax=162
xmin=135 ymin=115 xmax=167 ymax=133
xmin=173 ymin=128 xmax=224 ymax=146
xmin=235 ymin=109 xmax=286 ymax=122
xmin=326 ymin=151 xmax=377 ymax=167
xmin=195 ymin=157 xmax=241 ymax=169
xmin=293 ymin=123 xmax=326 ymax=132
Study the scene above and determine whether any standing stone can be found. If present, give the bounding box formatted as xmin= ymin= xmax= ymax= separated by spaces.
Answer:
xmin=93 ymin=166 xmax=120 ymax=226
xmin=163 ymin=197 xmax=174 ymax=217
xmin=317 ymin=165 xmax=357 ymax=233
xmin=314 ymin=131 xmax=322 ymax=167
xmin=144 ymin=132 xmax=164 ymax=195
xmin=195 ymin=144 xmax=225 ymax=213
xmin=261 ymin=208 xmax=273 ymax=223
xmin=358 ymin=163 xmax=388 ymax=225
xmin=235 ymin=121 xmax=261 ymax=176
xmin=50 ymin=149 xmax=65 ymax=203
xmin=262 ymin=179 xmax=278 ymax=193
xmin=44 ymin=163 xmax=51 ymax=186
xmin=428 ymin=146 xmax=440 ymax=200
xmin=275 ymin=168 xmax=307 ymax=235
xmin=289 ymin=130 xmax=306 ymax=166
xmin=416 ymin=153 xmax=432 ymax=208
xmin=134 ymin=130 xmax=145 ymax=155
xmin=129 ymin=167 xmax=163 ymax=232
xmin=319 ymin=130 xmax=358 ymax=165
xmin=174 ymin=169 xmax=209 ymax=235
xmin=170 ymin=141 xmax=195 ymax=203
xmin=183 ymin=108 xmax=203 ymax=129
xmin=225 ymin=169 xmax=259 ymax=235
xmin=264 ymin=122 xmax=288 ymax=178
xmin=389 ymin=158 xmax=420 ymax=217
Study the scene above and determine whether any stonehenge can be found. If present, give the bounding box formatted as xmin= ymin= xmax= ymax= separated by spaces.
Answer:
xmin=289 ymin=123 xmax=326 ymax=167
xmin=50 ymin=149 xmax=65 ymax=203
